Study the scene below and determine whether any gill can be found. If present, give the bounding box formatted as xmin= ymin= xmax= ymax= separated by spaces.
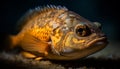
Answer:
xmin=50 ymin=25 xmax=68 ymax=55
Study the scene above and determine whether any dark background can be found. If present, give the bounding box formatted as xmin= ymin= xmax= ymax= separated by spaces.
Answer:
xmin=0 ymin=0 xmax=120 ymax=69
xmin=0 ymin=0 xmax=119 ymax=41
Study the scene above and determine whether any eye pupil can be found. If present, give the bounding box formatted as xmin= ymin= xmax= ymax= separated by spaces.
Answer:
xmin=76 ymin=28 xmax=84 ymax=36
xmin=77 ymin=28 xmax=83 ymax=33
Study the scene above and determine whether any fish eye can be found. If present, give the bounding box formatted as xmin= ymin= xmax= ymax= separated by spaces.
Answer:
xmin=75 ymin=24 xmax=91 ymax=37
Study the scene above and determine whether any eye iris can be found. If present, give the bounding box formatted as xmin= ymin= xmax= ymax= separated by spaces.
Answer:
xmin=75 ymin=25 xmax=91 ymax=37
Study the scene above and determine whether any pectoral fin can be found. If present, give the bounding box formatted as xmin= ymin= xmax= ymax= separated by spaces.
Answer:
xmin=20 ymin=33 xmax=50 ymax=58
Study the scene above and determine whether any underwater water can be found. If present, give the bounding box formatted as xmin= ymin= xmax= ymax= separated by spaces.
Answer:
xmin=0 ymin=0 xmax=120 ymax=69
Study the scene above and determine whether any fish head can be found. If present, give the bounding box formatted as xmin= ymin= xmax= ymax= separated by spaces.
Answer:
xmin=50 ymin=11 xmax=108 ymax=60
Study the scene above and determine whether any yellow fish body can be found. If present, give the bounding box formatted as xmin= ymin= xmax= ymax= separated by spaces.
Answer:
xmin=8 ymin=5 xmax=108 ymax=60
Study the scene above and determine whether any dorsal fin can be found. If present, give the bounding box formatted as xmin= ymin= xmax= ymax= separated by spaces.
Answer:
xmin=15 ymin=5 xmax=68 ymax=33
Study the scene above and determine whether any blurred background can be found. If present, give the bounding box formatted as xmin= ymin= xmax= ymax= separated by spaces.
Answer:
xmin=0 ymin=0 xmax=119 ymax=41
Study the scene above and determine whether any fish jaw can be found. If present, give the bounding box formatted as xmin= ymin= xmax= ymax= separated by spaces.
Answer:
xmin=60 ymin=36 xmax=108 ymax=59
xmin=46 ymin=36 xmax=108 ymax=60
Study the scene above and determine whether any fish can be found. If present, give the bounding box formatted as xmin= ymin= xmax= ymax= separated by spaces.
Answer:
xmin=6 ymin=5 xmax=108 ymax=60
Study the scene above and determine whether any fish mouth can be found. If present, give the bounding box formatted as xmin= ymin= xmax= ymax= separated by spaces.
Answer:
xmin=86 ymin=37 xmax=108 ymax=47
xmin=50 ymin=37 xmax=108 ymax=60
xmin=60 ymin=37 xmax=108 ymax=60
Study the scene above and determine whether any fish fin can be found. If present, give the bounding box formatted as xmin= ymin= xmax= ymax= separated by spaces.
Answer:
xmin=16 ymin=8 xmax=41 ymax=33
xmin=9 ymin=35 xmax=20 ymax=49
xmin=20 ymin=33 xmax=50 ymax=57
xmin=21 ymin=51 xmax=44 ymax=60
xmin=21 ymin=51 xmax=36 ymax=58
xmin=34 ymin=57 xmax=43 ymax=61
xmin=16 ymin=5 xmax=68 ymax=33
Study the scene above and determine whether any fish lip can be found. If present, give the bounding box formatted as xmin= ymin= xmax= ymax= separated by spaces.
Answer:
xmin=86 ymin=37 xmax=108 ymax=47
